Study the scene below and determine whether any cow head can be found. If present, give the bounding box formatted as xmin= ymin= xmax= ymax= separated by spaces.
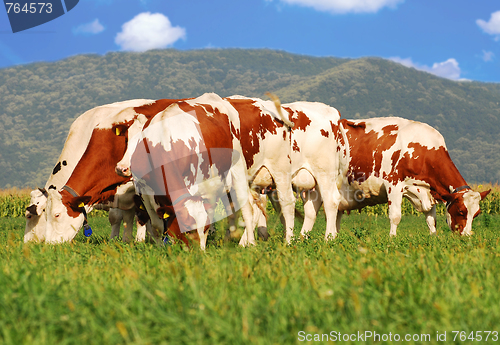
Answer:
xmin=45 ymin=188 xmax=91 ymax=243
xmin=24 ymin=188 xmax=48 ymax=242
xmin=445 ymin=188 xmax=491 ymax=235
xmin=115 ymin=114 xmax=149 ymax=177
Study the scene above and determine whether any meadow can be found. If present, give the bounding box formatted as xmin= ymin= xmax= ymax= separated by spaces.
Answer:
xmin=1 ymin=188 xmax=500 ymax=344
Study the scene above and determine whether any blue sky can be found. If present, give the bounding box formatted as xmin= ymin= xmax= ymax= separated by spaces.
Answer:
xmin=1 ymin=0 xmax=499 ymax=82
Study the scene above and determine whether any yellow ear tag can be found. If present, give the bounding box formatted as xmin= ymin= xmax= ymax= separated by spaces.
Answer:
xmin=139 ymin=205 xmax=145 ymax=210
xmin=79 ymin=202 xmax=85 ymax=208
xmin=115 ymin=127 xmax=121 ymax=136
xmin=163 ymin=213 xmax=170 ymax=219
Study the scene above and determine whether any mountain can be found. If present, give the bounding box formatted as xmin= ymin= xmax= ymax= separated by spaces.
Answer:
xmin=0 ymin=49 xmax=499 ymax=188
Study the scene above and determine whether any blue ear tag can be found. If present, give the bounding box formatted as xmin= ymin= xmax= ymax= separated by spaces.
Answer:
xmin=83 ymin=223 xmax=92 ymax=237
xmin=163 ymin=233 xmax=171 ymax=245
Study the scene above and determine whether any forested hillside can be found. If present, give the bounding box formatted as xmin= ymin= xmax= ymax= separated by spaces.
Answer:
xmin=0 ymin=49 xmax=499 ymax=188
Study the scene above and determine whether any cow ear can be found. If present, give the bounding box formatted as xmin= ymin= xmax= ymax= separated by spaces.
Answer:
xmin=480 ymin=189 xmax=491 ymax=200
xmin=69 ymin=196 xmax=92 ymax=210
xmin=112 ymin=124 xmax=128 ymax=137
xmin=157 ymin=206 xmax=176 ymax=229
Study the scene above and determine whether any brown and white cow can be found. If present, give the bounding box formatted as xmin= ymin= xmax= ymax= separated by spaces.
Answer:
xmin=253 ymin=101 xmax=347 ymax=240
xmin=118 ymin=93 xmax=256 ymax=249
xmin=300 ymin=117 xmax=490 ymax=237
xmin=43 ymin=99 xmax=186 ymax=244
xmin=117 ymin=94 xmax=297 ymax=246
xmin=24 ymin=99 xmax=154 ymax=242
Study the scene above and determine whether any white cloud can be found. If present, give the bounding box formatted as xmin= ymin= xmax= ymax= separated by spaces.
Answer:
xmin=271 ymin=0 xmax=404 ymax=14
xmin=476 ymin=11 xmax=500 ymax=40
xmin=73 ymin=19 xmax=105 ymax=35
xmin=115 ymin=12 xmax=186 ymax=52
xmin=390 ymin=57 xmax=462 ymax=80
xmin=482 ymin=50 xmax=495 ymax=62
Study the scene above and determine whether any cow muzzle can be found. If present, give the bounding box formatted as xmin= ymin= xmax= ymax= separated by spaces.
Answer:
xmin=115 ymin=164 xmax=131 ymax=177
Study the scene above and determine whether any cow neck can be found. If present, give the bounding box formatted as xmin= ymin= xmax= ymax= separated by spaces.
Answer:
xmin=425 ymin=150 xmax=469 ymax=202
xmin=63 ymin=127 xmax=130 ymax=208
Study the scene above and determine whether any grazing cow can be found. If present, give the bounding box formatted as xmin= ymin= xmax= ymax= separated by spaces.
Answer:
xmin=301 ymin=117 xmax=490 ymax=236
xmin=118 ymin=93 xmax=255 ymax=249
xmin=225 ymin=95 xmax=295 ymax=243
xmin=24 ymin=99 xmax=153 ymax=242
xmin=117 ymin=94 xmax=297 ymax=246
xmin=25 ymin=186 xmax=146 ymax=243
xmin=254 ymin=101 xmax=347 ymax=240
xmin=223 ymin=100 xmax=348 ymax=242
xmin=43 ymin=99 xmax=187 ymax=244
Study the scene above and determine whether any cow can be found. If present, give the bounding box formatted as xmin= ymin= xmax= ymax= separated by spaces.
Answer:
xmin=299 ymin=117 xmax=490 ymax=237
xmin=43 ymin=99 xmax=188 ymax=244
xmin=116 ymin=94 xmax=297 ymax=246
xmin=25 ymin=186 xmax=147 ymax=243
xmin=116 ymin=93 xmax=256 ymax=249
xmin=246 ymin=101 xmax=347 ymax=241
xmin=24 ymin=99 xmax=154 ymax=243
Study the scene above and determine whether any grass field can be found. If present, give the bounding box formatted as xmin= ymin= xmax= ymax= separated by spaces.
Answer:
xmin=1 ymin=204 xmax=500 ymax=344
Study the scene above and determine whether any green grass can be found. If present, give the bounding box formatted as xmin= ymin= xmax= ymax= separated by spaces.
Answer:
xmin=1 ymin=210 xmax=500 ymax=345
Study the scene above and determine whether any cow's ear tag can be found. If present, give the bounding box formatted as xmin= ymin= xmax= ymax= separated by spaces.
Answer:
xmin=115 ymin=127 xmax=121 ymax=136
xmin=163 ymin=213 xmax=170 ymax=219
xmin=139 ymin=205 xmax=145 ymax=210
xmin=83 ymin=223 xmax=92 ymax=237
xmin=79 ymin=202 xmax=85 ymax=208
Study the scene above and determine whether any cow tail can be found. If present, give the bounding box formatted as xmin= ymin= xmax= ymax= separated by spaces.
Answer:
xmin=265 ymin=92 xmax=295 ymax=129
xmin=338 ymin=120 xmax=350 ymax=184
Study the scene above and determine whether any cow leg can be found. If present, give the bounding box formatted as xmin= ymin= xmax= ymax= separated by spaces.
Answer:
xmin=121 ymin=208 xmax=135 ymax=242
xmin=108 ymin=208 xmax=122 ymax=240
xmin=273 ymin=179 xmax=295 ymax=244
xmin=321 ymin=187 xmax=341 ymax=241
xmin=424 ymin=205 xmax=437 ymax=235
xmin=228 ymin=154 xmax=256 ymax=247
xmin=312 ymin=171 xmax=341 ymax=241
xmin=197 ymin=227 xmax=208 ymax=250
xmin=387 ymin=187 xmax=403 ymax=236
xmin=238 ymin=198 xmax=256 ymax=247
xmin=300 ymin=189 xmax=322 ymax=238
xmin=135 ymin=217 xmax=146 ymax=242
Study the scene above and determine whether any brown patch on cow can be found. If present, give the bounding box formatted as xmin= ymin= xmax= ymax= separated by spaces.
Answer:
xmin=287 ymin=109 xmax=311 ymax=131
xmin=320 ymin=129 xmax=329 ymax=138
xmin=134 ymin=99 xmax=184 ymax=117
xmin=386 ymin=143 xmax=466 ymax=202
xmin=133 ymin=99 xmax=186 ymax=129
xmin=344 ymin=120 xmax=398 ymax=184
xmin=61 ymin=127 xmax=132 ymax=218
xmin=227 ymin=98 xmax=282 ymax=169
xmin=292 ymin=140 xmax=300 ymax=152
